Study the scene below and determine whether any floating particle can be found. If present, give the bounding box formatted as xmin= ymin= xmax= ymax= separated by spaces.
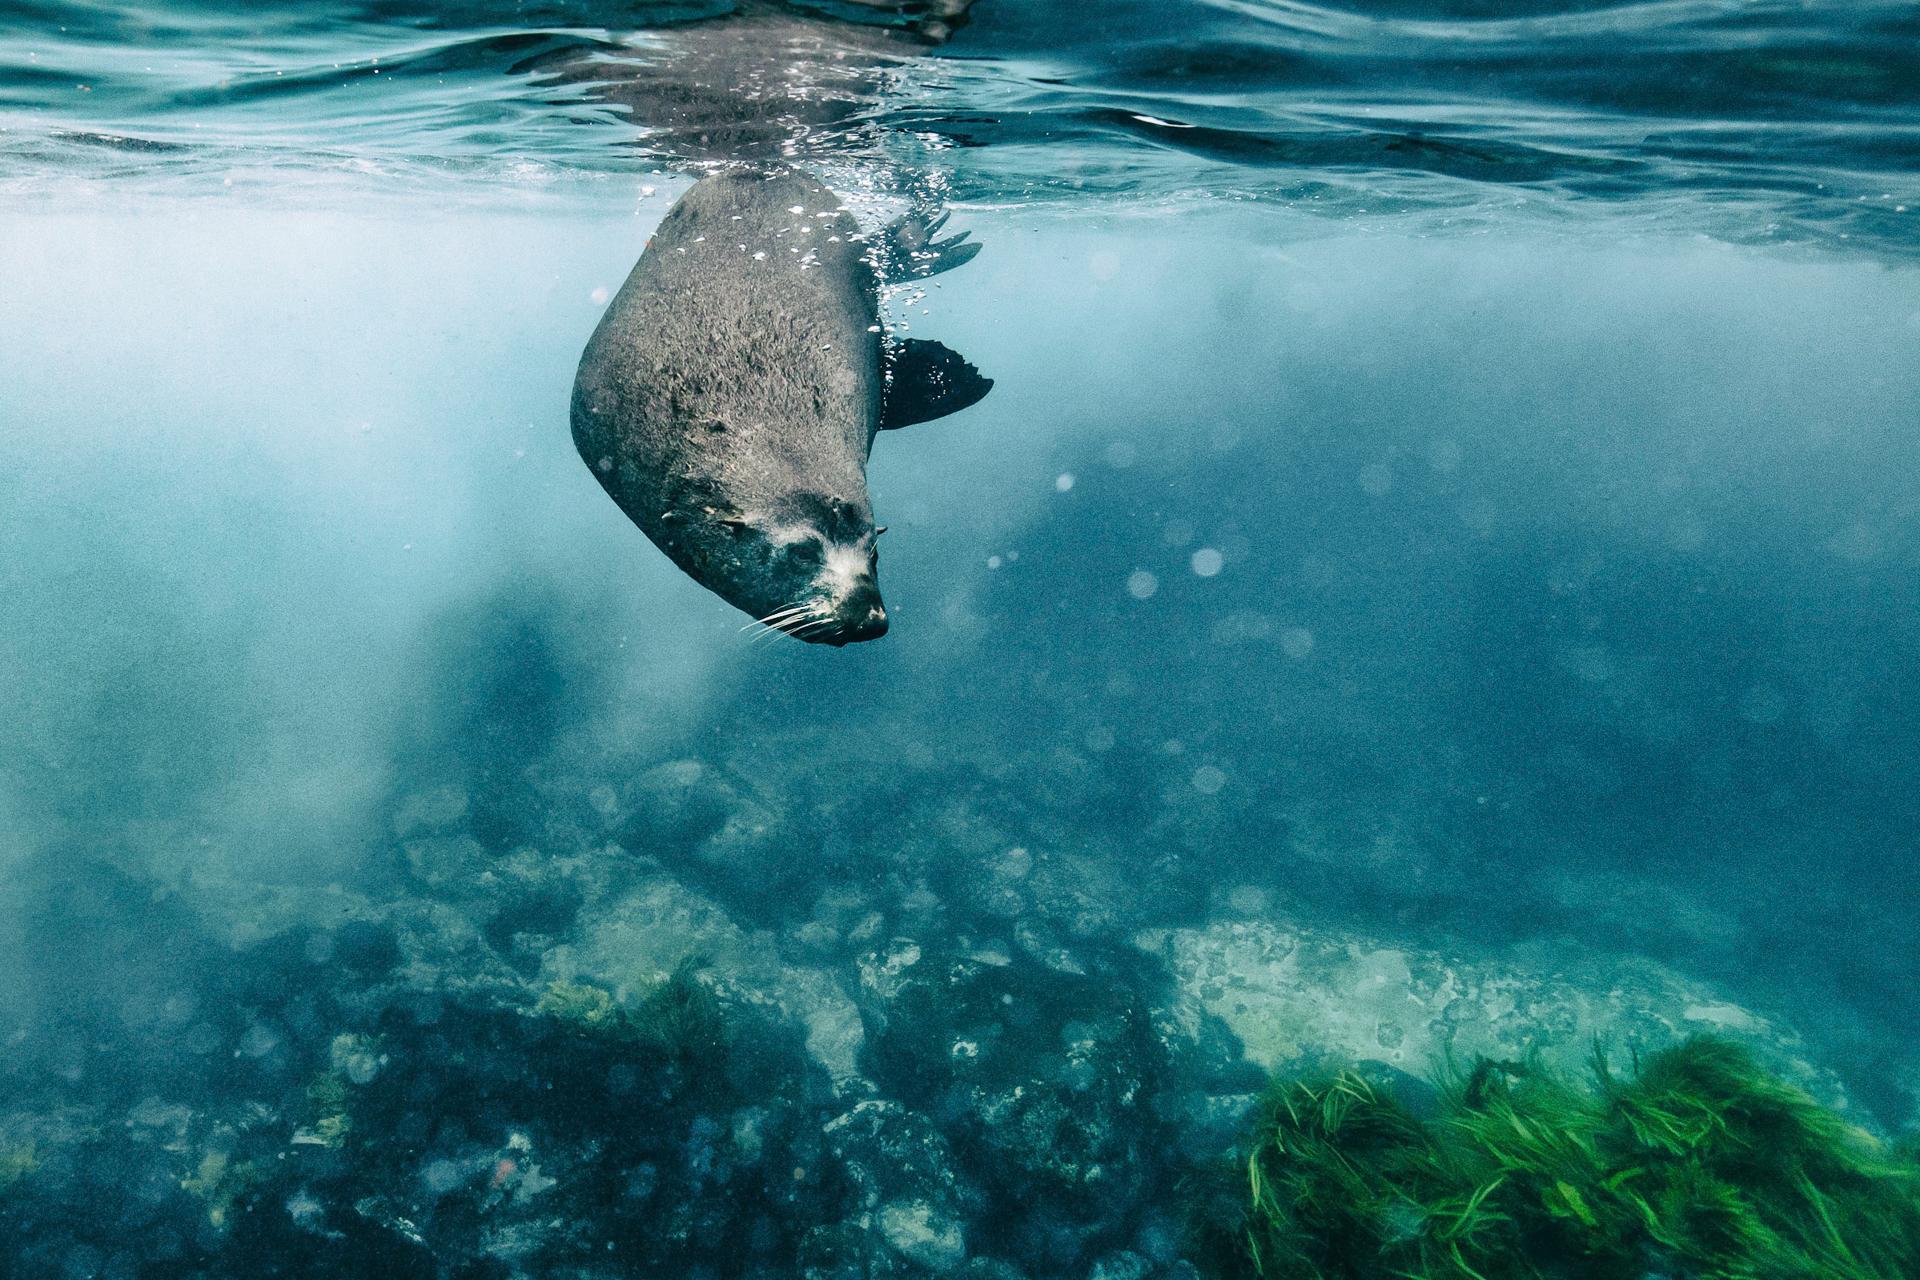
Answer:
xmin=1162 ymin=519 xmax=1194 ymax=547
xmin=1227 ymin=885 xmax=1268 ymax=915
xmin=1211 ymin=611 xmax=1275 ymax=644
xmin=1055 ymin=472 xmax=1075 ymax=492
xmin=986 ymin=555 xmax=1002 ymax=570
xmin=1190 ymin=547 xmax=1224 ymax=577
xmin=1104 ymin=440 xmax=1137 ymax=468
xmin=589 ymin=285 xmax=609 ymax=305
xmin=1279 ymin=627 xmax=1315 ymax=660
xmin=1126 ymin=570 xmax=1159 ymax=600
xmin=1191 ymin=765 xmax=1228 ymax=795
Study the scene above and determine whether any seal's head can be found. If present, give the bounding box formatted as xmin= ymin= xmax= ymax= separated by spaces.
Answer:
xmin=681 ymin=491 xmax=889 ymax=645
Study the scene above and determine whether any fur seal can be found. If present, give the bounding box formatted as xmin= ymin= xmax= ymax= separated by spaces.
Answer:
xmin=570 ymin=166 xmax=990 ymax=643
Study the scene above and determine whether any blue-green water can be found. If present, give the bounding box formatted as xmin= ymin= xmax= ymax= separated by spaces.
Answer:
xmin=2 ymin=3 xmax=1918 ymax=1277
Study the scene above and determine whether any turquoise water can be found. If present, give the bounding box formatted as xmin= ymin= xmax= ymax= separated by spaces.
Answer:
xmin=2 ymin=3 xmax=1919 ymax=1277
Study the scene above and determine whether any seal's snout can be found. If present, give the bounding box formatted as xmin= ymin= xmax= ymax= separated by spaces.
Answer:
xmin=845 ymin=600 xmax=889 ymax=643
xmin=818 ymin=580 xmax=887 ymax=645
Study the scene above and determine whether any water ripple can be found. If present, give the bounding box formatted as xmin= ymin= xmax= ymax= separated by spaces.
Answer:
xmin=1 ymin=0 xmax=1916 ymax=251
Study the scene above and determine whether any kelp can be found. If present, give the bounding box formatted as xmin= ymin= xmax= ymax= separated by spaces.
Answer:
xmin=1199 ymin=1037 xmax=1920 ymax=1279
xmin=536 ymin=955 xmax=728 ymax=1067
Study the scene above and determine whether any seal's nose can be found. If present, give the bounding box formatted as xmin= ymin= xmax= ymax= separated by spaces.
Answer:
xmin=830 ymin=580 xmax=888 ymax=643
xmin=840 ymin=601 xmax=888 ymax=643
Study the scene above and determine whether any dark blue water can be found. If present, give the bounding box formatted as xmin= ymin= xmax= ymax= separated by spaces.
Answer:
xmin=2 ymin=3 xmax=1918 ymax=1278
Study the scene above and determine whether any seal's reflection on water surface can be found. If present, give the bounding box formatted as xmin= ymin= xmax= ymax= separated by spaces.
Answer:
xmin=548 ymin=0 xmax=982 ymax=164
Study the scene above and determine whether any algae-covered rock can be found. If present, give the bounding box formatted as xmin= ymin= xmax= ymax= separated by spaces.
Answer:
xmin=800 ymin=1220 xmax=910 ymax=1280
xmin=542 ymin=869 xmax=867 ymax=1083
xmin=824 ymin=1098 xmax=980 ymax=1225
xmin=878 ymin=1198 xmax=969 ymax=1271
xmin=1135 ymin=917 xmax=1832 ymax=1094
xmin=853 ymin=941 xmax=1177 ymax=1267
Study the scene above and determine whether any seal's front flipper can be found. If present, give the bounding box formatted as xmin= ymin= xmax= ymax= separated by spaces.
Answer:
xmin=877 ymin=205 xmax=983 ymax=281
xmin=881 ymin=339 xmax=993 ymax=430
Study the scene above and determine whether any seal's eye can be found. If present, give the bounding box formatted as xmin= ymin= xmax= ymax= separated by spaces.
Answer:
xmin=787 ymin=541 xmax=825 ymax=568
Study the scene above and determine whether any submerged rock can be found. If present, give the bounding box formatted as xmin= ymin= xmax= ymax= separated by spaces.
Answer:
xmin=1134 ymin=917 xmax=1836 ymax=1098
xmin=878 ymin=1199 xmax=969 ymax=1271
xmin=853 ymin=942 xmax=1184 ymax=1269
xmin=824 ymin=1100 xmax=980 ymax=1261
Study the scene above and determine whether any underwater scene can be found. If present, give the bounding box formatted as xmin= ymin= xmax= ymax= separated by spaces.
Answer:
xmin=4 ymin=1 xmax=1920 ymax=1277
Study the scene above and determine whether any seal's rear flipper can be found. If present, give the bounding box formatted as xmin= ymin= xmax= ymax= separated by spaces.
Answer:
xmin=877 ymin=205 xmax=983 ymax=281
xmin=881 ymin=339 xmax=993 ymax=429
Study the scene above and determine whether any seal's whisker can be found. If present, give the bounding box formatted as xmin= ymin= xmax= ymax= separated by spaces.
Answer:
xmin=772 ymin=610 xmax=836 ymax=643
xmin=741 ymin=606 xmax=808 ymax=634
xmin=740 ymin=605 xmax=815 ymax=642
xmin=752 ymin=612 xmax=816 ymax=646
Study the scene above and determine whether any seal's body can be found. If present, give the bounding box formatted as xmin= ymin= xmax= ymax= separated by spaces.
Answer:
xmin=571 ymin=168 xmax=989 ymax=644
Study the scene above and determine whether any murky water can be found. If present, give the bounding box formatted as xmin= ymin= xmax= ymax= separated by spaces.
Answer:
xmin=3 ymin=3 xmax=1918 ymax=1277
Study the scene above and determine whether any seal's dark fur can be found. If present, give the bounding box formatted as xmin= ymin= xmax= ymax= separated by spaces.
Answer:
xmin=571 ymin=168 xmax=988 ymax=643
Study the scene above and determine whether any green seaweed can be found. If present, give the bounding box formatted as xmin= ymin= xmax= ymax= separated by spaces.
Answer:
xmin=304 ymin=1069 xmax=354 ymax=1148
xmin=180 ymin=1150 xmax=260 ymax=1228
xmin=536 ymin=956 xmax=727 ymax=1066
xmin=536 ymin=980 xmax=621 ymax=1029
xmin=1198 ymin=1037 xmax=1920 ymax=1280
